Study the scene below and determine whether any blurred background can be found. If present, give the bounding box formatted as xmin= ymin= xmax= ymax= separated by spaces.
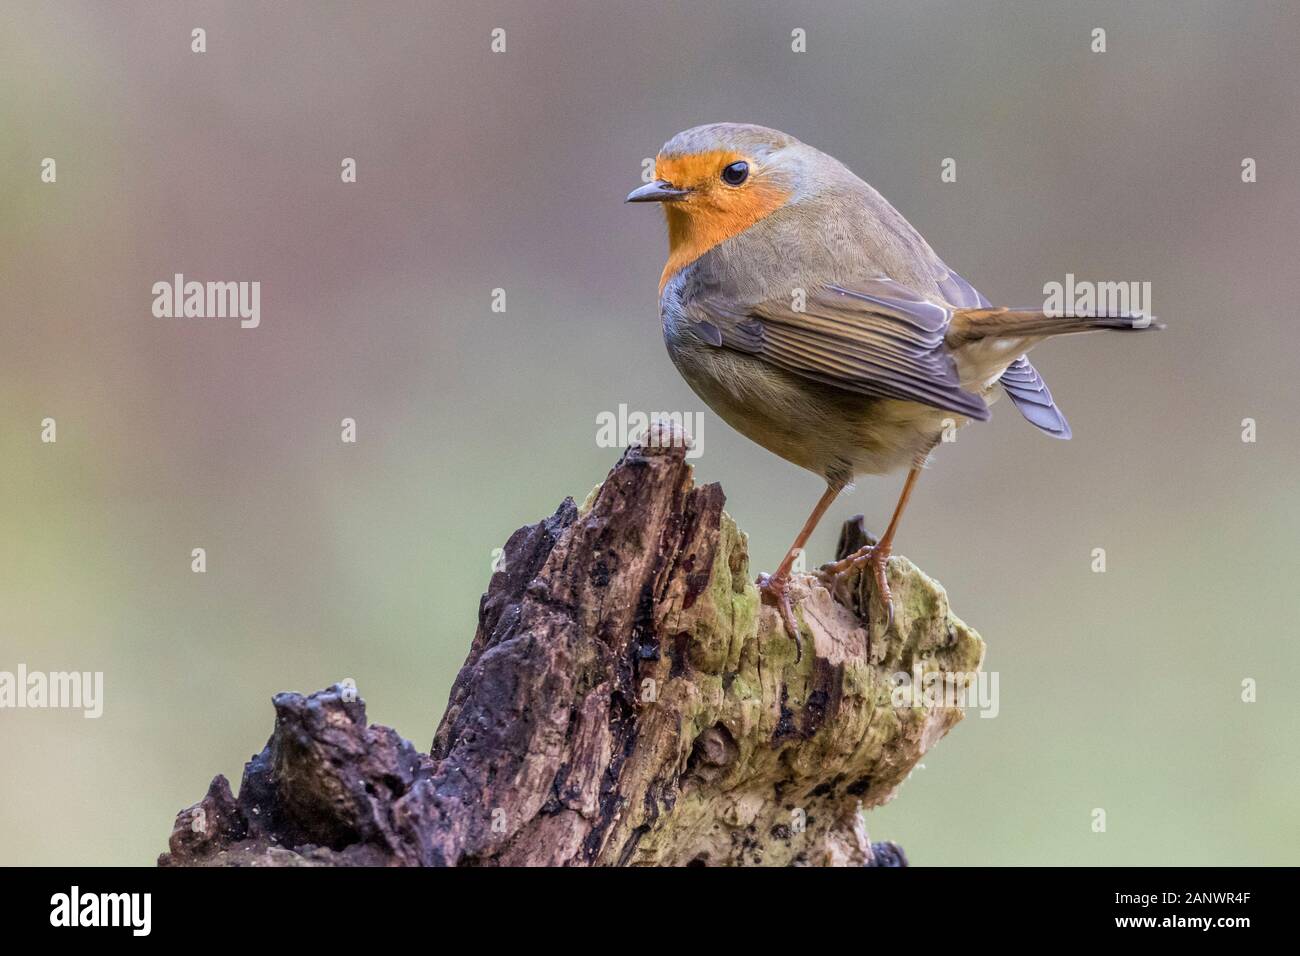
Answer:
xmin=2 ymin=0 xmax=1297 ymax=866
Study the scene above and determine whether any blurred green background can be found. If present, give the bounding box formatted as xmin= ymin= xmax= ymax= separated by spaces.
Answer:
xmin=2 ymin=1 xmax=1297 ymax=865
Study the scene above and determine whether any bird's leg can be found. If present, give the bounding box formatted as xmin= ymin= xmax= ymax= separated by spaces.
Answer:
xmin=819 ymin=466 xmax=922 ymax=630
xmin=758 ymin=483 xmax=843 ymax=657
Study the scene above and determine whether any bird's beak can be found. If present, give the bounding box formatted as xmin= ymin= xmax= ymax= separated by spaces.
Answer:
xmin=626 ymin=180 xmax=688 ymax=203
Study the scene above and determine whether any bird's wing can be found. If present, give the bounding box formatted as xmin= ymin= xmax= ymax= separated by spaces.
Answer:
xmin=687 ymin=277 xmax=991 ymax=421
xmin=934 ymin=260 xmax=1072 ymax=439
xmin=934 ymin=265 xmax=991 ymax=309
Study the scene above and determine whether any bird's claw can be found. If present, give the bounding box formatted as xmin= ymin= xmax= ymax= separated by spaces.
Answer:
xmin=757 ymin=572 xmax=803 ymax=661
xmin=818 ymin=544 xmax=895 ymax=634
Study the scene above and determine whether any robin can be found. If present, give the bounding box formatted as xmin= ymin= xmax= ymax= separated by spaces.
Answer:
xmin=627 ymin=123 xmax=1159 ymax=648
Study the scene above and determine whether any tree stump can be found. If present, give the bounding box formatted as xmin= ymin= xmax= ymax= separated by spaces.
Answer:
xmin=159 ymin=425 xmax=985 ymax=866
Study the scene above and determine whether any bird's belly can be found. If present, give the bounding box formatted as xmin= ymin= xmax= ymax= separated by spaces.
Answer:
xmin=666 ymin=339 xmax=946 ymax=484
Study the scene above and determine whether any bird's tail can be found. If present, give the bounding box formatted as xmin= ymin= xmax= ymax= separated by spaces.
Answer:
xmin=946 ymin=307 xmax=1162 ymax=347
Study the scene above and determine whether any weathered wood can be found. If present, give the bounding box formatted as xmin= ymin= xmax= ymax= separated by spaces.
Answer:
xmin=159 ymin=426 xmax=984 ymax=867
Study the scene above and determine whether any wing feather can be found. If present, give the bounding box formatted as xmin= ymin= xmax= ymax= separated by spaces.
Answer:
xmin=687 ymin=277 xmax=992 ymax=420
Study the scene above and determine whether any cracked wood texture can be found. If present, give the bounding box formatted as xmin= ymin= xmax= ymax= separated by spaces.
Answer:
xmin=159 ymin=428 xmax=985 ymax=867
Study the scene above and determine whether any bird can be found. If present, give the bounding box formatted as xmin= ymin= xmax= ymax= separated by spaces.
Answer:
xmin=626 ymin=123 xmax=1159 ymax=650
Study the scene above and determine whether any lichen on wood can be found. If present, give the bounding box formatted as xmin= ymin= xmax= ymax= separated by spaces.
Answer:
xmin=159 ymin=426 xmax=984 ymax=867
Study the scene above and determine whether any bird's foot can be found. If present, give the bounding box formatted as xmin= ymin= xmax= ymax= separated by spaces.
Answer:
xmin=818 ymin=544 xmax=895 ymax=633
xmin=757 ymin=571 xmax=803 ymax=661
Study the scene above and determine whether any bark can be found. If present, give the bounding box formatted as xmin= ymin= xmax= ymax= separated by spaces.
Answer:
xmin=159 ymin=425 xmax=985 ymax=867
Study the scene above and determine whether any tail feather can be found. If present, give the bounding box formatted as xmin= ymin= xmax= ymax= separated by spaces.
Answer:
xmin=945 ymin=306 xmax=1162 ymax=440
xmin=946 ymin=307 xmax=1162 ymax=347
xmin=1000 ymin=356 xmax=1071 ymax=439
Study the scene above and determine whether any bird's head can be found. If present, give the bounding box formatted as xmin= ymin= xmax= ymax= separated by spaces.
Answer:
xmin=627 ymin=123 xmax=805 ymax=290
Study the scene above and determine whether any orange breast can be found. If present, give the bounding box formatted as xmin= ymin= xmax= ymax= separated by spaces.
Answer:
xmin=655 ymin=151 xmax=792 ymax=294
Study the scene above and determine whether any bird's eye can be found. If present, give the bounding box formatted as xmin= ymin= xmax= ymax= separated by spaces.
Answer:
xmin=721 ymin=161 xmax=749 ymax=186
